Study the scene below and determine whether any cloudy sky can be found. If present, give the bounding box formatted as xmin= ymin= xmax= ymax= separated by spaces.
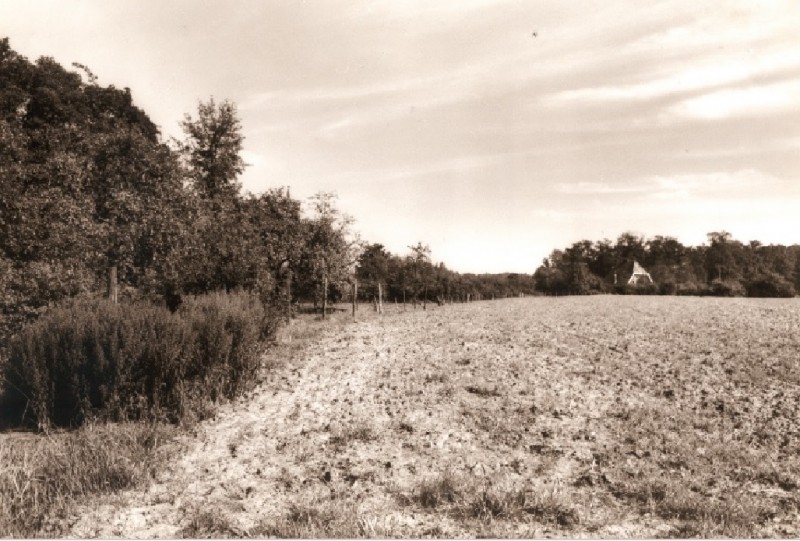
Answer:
xmin=2 ymin=1 xmax=799 ymax=272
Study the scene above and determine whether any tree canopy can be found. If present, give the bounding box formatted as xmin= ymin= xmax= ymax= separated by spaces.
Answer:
xmin=534 ymin=232 xmax=799 ymax=297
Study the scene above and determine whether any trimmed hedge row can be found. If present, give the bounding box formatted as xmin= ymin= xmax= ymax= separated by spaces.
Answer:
xmin=1 ymin=291 xmax=270 ymax=428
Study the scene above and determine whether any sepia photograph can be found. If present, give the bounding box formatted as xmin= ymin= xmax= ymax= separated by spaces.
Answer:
xmin=0 ymin=0 xmax=799 ymax=537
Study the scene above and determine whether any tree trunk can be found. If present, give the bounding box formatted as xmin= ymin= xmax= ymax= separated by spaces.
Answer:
xmin=322 ymin=275 xmax=328 ymax=320
xmin=107 ymin=264 xmax=118 ymax=304
xmin=378 ymin=282 xmax=383 ymax=314
xmin=423 ymin=285 xmax=427 ymax=310
xmin=352 ymin=279 xmax=358 ymax=318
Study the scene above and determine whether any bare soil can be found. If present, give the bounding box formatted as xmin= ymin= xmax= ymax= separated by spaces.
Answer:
xmin=67 ymin=297 xmax=800 ymax=538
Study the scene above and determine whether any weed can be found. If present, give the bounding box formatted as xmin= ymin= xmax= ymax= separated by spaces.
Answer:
xmin=462 ymin=484 xmax=578 ymax=526
xmin=425 ymin=372 xmax=449 ymax=384
xmin=253 ymin=500 xmax=375 ymax=538
xmin=465 ymin=385 xmax=501 ymax=398
xmin=180 ymin=508 xmax=244 ymax=538
xmin=328 ymin=422 xmax=377 ymax=448
xmin=415 ymin=471 xmax=462 ymax=509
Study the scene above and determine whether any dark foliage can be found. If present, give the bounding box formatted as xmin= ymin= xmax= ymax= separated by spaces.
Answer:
xmin=1 ymin=292 xmax=267 ymax=428
xmin=535 ymin=232 xmax=798 ymax=298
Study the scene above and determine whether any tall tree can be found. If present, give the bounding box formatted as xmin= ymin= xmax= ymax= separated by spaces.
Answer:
xmin=301 ymin=192 xmax=362 ymax=318
xmin=407 ymin=242 xmax=432 ymax=308
xmin=179 ymin=98 xmax=245 ymax=202
xmin=357 ymin=243 xmax=391 ymax=312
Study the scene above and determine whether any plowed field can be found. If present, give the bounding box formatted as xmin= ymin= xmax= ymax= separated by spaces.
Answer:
xmin=68 ymin=296 xmax=800 ymax=538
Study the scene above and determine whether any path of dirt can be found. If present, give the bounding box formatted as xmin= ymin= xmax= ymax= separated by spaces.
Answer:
xmin=68 ymin=299 xmax=669 ymax=538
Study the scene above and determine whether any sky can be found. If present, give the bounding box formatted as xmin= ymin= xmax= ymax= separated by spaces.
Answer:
xmin=1 ymin=0 xmax=799 ymax=273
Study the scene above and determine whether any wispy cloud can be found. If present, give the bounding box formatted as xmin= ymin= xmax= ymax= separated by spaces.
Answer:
xmin=669 ymin=79 xmax=800 ymax=120
xmin=558 ymin=169 xmax=781 ymax=199
xmin=646 ymin=169 xmax=779 ymax=199
xmin=544 ymin=48 xmax=800 ymax=106
xmin=557 ymin=181 xmax=647 ymax=195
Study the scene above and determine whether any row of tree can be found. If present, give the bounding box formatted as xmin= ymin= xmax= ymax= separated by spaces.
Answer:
xmin=0 ymin=39 xmax=533 ymax=345
xmin=534 ymin=232 xmax=800 ymax=297
xmin=355 ymin=242 xmax=534 ymax=309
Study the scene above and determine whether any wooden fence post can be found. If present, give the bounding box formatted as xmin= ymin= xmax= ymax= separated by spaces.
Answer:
xmin=107 ymin=264 xmax=118 ymax=304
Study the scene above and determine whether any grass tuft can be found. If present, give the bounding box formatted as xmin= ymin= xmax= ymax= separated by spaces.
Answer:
xmin=416 ymin=470 xmax=462 ymax=509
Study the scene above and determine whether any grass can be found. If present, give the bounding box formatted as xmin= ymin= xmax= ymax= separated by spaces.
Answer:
xmin=179 ymin=508 xmax=245 ymax=538
xmin=328 ymin=422 xmax=377 ymax=448
xmin=252 ymin=500 xmax=381 ymax=538
xmin=0 ymin=422 xmax=174 ymax=537
xmin=410 ymin=471 xmax=578 ymax=529
xmin=415 ymin=470 xmax=462 ymax=509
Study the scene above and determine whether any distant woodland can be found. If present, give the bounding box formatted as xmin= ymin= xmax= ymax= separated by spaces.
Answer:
xmin=534 ymin=232 xmax=800 ymax=297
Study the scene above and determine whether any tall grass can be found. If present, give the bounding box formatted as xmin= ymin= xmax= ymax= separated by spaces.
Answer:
xmin=0 ymin=422 xmax=174 ymax=537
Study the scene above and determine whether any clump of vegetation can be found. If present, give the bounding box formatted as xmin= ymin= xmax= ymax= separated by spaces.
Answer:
xmin=179 ymin=508 xmax=244 ymax=538
xmin=416 ymin=471 xmax=463 ymax=509
xmin=411 ymin=473 xmax=577 ymax=528
xmin=0 ymin=422 xmax=174 ymax=537
xmin=179 ymin=291 xmax=267 ymax=402
xmin=1 ymin=291 xmax=267 ymax=429
xmin=465 ymin=385 xmax=502 ymax=397
xmin=610 ymin=477 xmax=776 ymax=537
xmin=328 ymin=422 xmax=377 ymax=448
xmin=253 ymin=500 xmax=375 ymax=538
xmin=464 ymin=484 xmax=577 ymax=526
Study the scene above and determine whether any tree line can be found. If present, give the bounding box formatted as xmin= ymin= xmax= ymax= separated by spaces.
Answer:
xmin=0 ymin=39 xmax=533 ymax=345
xmin=534 ymin=232 xmax=800 ymax=297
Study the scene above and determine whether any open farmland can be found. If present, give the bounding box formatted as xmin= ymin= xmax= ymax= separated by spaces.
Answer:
xmin=66 ymin=296 xmax=800 ymax=538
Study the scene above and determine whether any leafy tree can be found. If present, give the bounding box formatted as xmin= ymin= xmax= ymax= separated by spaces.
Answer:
xmin=299 ymin=192 xmax=362 ymax=318
xmin=0 ymin=40 xmax=186 ymax=333
xmin=179 ymin=98 xmax=244 ymax=202
xmin=357 ymin=243 xmax=391 ymax=312
xmin=407 ymin=242 xmax=432 ymax=308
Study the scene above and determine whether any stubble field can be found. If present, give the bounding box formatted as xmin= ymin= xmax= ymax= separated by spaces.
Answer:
xmin=66 ymin=296 xmax=800 ymax=538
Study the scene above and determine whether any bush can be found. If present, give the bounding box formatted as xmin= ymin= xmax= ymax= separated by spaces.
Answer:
xmin=676 ymin=282 xmax=711 ymax=296
xmin=179 ymin=291 xmax=267 ymax=402
xmin=1 ymin=291 xmax=272 ymax=428
xmin=745 ymin=273 xmax=796 ymax=298
xmin=613 ymin=283 xmax=659 ymax=296
xmin=710 ymin=279 xmax=746 ymax=297
xmin=658 ymin=282 xmax=678 ymax=295
xmin=2 ymin=297 xmax=192 ymax=428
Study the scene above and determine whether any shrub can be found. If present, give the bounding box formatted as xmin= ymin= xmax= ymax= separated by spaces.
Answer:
xmin=658 ymin=281 xmax=678 ymax=295
xmin=710 ymin=279 xmax=746 ymax=297
xmin=1 ymin=297 xmax=192 ymax=428
xmin=179 ymin=291 xmax=267 ymax=402
xmin=1 ymin=291 xmax=272 ymax=428
xmin=676 ymin=281 xmax=711 ymax=296
xmin=745 ymin=273 xmax=796 ymax=298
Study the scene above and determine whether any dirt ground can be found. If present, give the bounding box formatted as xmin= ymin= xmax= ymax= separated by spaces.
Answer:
xmin=67 ymin=297 xmax=800 ymax=538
